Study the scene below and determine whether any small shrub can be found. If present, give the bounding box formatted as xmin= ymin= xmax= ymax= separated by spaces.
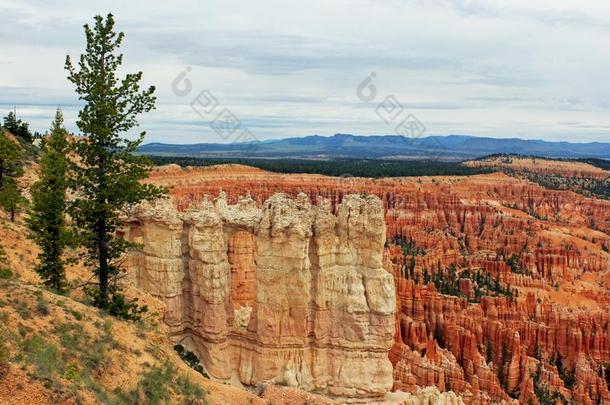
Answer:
xmin=0 ymin=268 xmax=13 ymax=279
xmin=16 ymin=301 xmax=31 ymax=319
xmin=134 ymin=364 xmax=173 ymax=405
xmin=36 ymin=295 xmax=50 ymax=316
xmin=86 ymin=287 xmax=148 ymax=321
xmin=67 ymin=309 xmax=83 ymax=320
xmin=18 ymin=324 xmax=29 ymax=338
xmin=174 ymin=344 xmax=208 ymax=378
xmin=63 ymin=363 xmax=80 ymax=381
xmin=23 ymin=335 xmax=64 ymax=381
xmin=122 ymin=363 xmax=207 ymax=405
xmin=54 ymin=322 xmax=86 ymax=351
xmin=175 ymin=374 xmax=206 ymax=401
xmin=0 ymin=335 xmax=9 ymax=378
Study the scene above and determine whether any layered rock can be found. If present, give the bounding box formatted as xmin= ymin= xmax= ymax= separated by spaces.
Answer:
xmin=141 ymin=164 xmax=610 ymax=403
xmin=124 ymin=192 xmax=395 ymax=402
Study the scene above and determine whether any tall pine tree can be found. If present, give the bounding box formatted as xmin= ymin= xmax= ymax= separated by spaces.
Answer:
xmin=0 ymin=131 xmax=25 ymax=222
xmin=0 ymin=178 xmax=26 ymax=222
xmin=0 ymin=130 xmax=21 ymax=189
xmin=65 ymin=14 xmax=165 ymax=315
xmin=28 ymin=109 xmax=70 ymax=292
xmin=3 ymin=111 xmax=33 ymax=143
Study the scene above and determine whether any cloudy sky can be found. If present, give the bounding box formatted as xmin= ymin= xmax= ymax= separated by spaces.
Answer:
xmin=1 ymin=0 xmax=610 ymax=144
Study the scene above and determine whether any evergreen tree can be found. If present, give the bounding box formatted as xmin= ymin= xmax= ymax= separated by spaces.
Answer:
xmin=0 ymin=130 xmax=21 ymax=188
xmin=0 ymin=130 xmax=25 ymax=222
xmin=65 ymin=14 xmax=164 ymax=316
xmin=27 ymin=109 xmax=70 ymax=292
xmin=3 ymin=111 xmax=33 ymax=143
xmin=0 ymin=177 xmax=26 ymax=222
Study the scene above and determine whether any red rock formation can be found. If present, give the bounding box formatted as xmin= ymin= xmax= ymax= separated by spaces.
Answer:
xmin=143 ymin=164 xmax=610 ymax=404
xmin=227 ymin=230 xmax=256 ymax=308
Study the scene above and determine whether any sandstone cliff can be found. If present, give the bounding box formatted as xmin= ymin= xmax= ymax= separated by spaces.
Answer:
xmin=124 ymin=192 xmax=396 ymax=403
xmin=141 ymin=164 xmax=610 ymax=404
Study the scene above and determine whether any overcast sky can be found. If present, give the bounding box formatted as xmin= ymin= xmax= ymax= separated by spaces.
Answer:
xmin=1 ymin=0 xmax=610 ymax=144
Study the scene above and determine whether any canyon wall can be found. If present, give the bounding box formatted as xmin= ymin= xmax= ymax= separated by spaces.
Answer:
xmin=140 ymin=164 xmax=610 ymax=403
xmin=124 ymin=192 xmax=396 ymax=403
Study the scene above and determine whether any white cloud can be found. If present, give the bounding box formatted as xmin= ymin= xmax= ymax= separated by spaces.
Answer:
xmin=1 ymin=0 xmax=609 ymax=143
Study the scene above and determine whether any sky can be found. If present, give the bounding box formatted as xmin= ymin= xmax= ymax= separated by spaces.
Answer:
xmin=1 ymin=0 xmax=610 ymax=144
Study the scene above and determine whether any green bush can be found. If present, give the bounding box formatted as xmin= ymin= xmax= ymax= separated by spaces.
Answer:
xmin=16 ymin=301 xmax=31 ymax=319
xmin=36 ymin=295 xmax=50 ymax=316
xmin=0 ymin=335 xmax=9 ymax=377
xmin=124 ymin=363 xmax=207 ymax=405
xmin=174 ymin=344 xmax=208 ymax=378
xmin=0 ymin=246 xmax=11 ymax=279
xmin=134 ymin=364 xmax=173 ymax=405
xmin=23 ymin=335 xmax=64 ymax=381
xmin=63 ymin=363 xmax=80 ymax=381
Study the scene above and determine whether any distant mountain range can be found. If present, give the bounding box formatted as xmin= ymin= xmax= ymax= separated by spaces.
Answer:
xmin=138 ymin=134 xmax=610 ymax=160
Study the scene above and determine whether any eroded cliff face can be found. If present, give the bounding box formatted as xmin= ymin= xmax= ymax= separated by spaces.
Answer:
xmin=124 ymin=192 xmax=395 ymax=402
xmin=141 ymin=164 xmax=610 ymax=404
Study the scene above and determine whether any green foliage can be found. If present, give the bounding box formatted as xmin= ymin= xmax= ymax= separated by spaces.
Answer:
xmin=392 ymin=236 xmax=427 ymax=256
xmin=505 ymin=254 xmax=530 ymax=276
xmin=63 ymin=363 xmax=80 ymax=381
xmin=23 ymin=335 xmax=65 ymax=381
xmin=578 ymin=158 xmax=610 ymax=171
xmin=0 ymin=334 xmax=9 ymax=377
xmin=431 ymin=267 xmax=517 ymax=303
xmin=53 ymin=320 xmax=117 ymax=371
xmin=0 ymin=127 xmax=26 ymax=222
xmin=104 ymin=291 xmax=148 ymax=321
xmin=499 ymin=342 xmax=510 ymax=391
xmin=35 ymin=294 xmax=50 ymax=316
xmin=16 ymin=300 xmax=31 ymax=319
xmin=0 ymin=177 xmax=27 ymax=222
xmin=27 ymin=109 xmax=71 ymax=292
xmin=65 ymin=14 xmax=165 ymax=311
xmin=117 ymin=363 xmax=206 ymax=405
xmin=175 ymin=374 xmax=206 ymax=399
xmin=0 ymin=130 xmax=22 ymax=189
xmin=148 ymin=156 xmax=494 ymax=178
xmin=134 ymin=363 xmax=173 ymax=404
xmin=556 ymin=355 xmax=576 ymax=389
xmin=603 ymin=364 xmax=610 ymax=390
xmin=433 ymin=324 xmax=445 ymax=348
xmin=533 ymin=343 xmax=542 ymax=361
xmin=0 ymin=245 xmax=12 ymax=279
xmin=533 ymin=364 xmax=567 ymax=405
xmin=174 ymin=344 xmax=208 ymax=378
xmin=391 ymin=237 xmax=426 ymax=280
xmin=3 ymin=111 xmax=33 ymax=143
xmin=486 ymin=341 xmax=494 ymax=364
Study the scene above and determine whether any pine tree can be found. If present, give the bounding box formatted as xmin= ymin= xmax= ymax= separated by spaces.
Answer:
xmin=65 ymin=14 xmax=165 ymax=316
xmin=3 ymin=111 xmax=33 ymax=143
xmin=0 ymin=130 xmax=25 ymax=222
xmin=0 ymin=130 xmax=21 ymax=188
xmin=27 ymin=109 xmax=70 ymax=292
xmin=0 ymin=178 xmax=26 ymax=222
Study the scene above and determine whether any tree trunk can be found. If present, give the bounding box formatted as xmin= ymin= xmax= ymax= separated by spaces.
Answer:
xmin=10 ymin=206 xmax=15 ymax=222
xmin=97 ymin=217 xmax=109 ymax=307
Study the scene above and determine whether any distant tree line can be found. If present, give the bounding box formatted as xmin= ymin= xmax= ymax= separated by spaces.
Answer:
xmin=146 ymin=155 xmax=495 ymax=178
